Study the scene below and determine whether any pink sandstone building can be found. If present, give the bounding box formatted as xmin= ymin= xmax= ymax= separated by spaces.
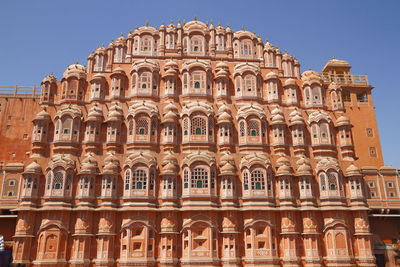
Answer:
xmin=0 ymin=19 xmax=399 ymax=267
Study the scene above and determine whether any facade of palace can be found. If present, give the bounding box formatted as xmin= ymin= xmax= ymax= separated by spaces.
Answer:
xmin=0 ymin=19 xmax=399 ymax=267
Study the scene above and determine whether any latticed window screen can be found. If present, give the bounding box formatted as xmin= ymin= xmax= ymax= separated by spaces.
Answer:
xmin=191 ymin=117 xmax=206 ymax=135
xmin=66 ymin=174 xmax=72 ymax=190
xmin=141 ymin=38 xmax=151 ymax=52
xmin=139 ymin=72 xmax=151 ymax=89
xmin=128 ymin=120 xmax=134 ymax=135
xmin=191 ymin=167 xmax=208 ymax=188
xmin=243 ymin=172 xmax=249 ymax=190
xmin=132 ymin=169 xmax=147 ymax=190
xmin=320 ymin=123 xmax=330 ymax=144
xmin=151 ymin=120 xmax=157 ymax=135
xmin=251 ymin=170 xmax=265 ymax=190
xmin=184 ymin=169 xmax=189 ymax=188
xmin=125 ymin=170 xmax=131 ymax=190
xmin=239 ymin=121 xmax=245 ymax=137
xmin=136 ymin=118 xmax=149 ymax=135
xmin=244 ymin=75 xmax=255 ymax=92
xmin=53 ymin=172 xmax=63 ymax=189
xmin=183 ymin=118 xmax=189 ymax=135
xmin=247 ymin=120 xmax=260 ymax=136
xmin=46 ymin=173 xmax=52 ymax=190
xmin=327 ymin=172 xmax=338 ymax=190
xmin=149 ymin=171 xmax=154 ymax=190
xmin=320 ymin=173 xmax=327 ymax=190
xmin=191 ymin=71 xmax=205 ymax=89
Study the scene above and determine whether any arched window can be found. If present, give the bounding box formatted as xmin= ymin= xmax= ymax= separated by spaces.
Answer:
xmin=184 ymin=169 xmax=189 ymax=189
xmin=183 ymin=118 xmax=189 ymax=136
xmin=304 ymin=87 xmax=311 ymax=106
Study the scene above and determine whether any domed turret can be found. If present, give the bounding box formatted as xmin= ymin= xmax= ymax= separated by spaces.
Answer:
xmin=63 ymin=63 xmax=87 ymax=80
xmin=23 ymin=161 xmax=42 ymax=174
xmin=346 ymin=163 xmax=361 ymax=177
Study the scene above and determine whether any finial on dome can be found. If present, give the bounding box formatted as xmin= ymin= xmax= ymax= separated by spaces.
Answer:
xmin=162 ymin=21 xmax=165 ymax=25
xmin=129 ymin=30 xmax=132 ymax=33
xmin=194 ymin=16 xmax=197 ymax=21
xmin=101 ymin=43 xmax=104 ymax=47
xmin=242 ymin=26 xmax=245 ymax=31
xmin=75 ymin=61 xmax=79 ymax=64
xmin=218 ymin=22 xmax=221 ymax=26
xmin=145 ymin=21 xmax=149 ymax=27
xmin=120 ymin=32 xmax=124 ymax=37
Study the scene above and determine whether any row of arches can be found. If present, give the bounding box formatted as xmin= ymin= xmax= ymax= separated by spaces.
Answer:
xmin=22 ymin=165 xmax=365 ymax=201
xmin=15 ymin=216 xmax=370 ymax=264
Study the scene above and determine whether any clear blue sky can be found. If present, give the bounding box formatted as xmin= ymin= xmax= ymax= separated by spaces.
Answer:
xmin=1 ymin=0 xmax=399 ymax=167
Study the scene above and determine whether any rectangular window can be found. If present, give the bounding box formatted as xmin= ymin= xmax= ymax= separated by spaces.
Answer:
xmin=357 ymin=92 xmax=368 ymax=102
xmin=342 ymin=90 xmax=351 ymax=102
xmin=368 ymin=181 xmax=375 ymax=188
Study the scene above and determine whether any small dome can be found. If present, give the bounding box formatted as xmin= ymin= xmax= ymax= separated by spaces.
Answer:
xmin=42 ymin=74 xmax=57 ymax=84
xmin=265 ymin=71 xmax=278 ymax=80
xmin=220 ymin=152 xmax=235 ymax=166
xmin=162 ymin=151 xmax=178 ymax=165
xmin=164 ymin=68 xmax=177 ymax=77
xmin=264 ymin=42 xmax=274 ymax=51
xmin=296 ymin=163 xmax=312 ymax=176
xmin=289 ymin=110 xmax=304 ymax=126
xmin=162 ymin=110 xmax=178 ymax=123
xmin=24 ymin=161 xmax=42 ymax=174
xmin=220 ymin=162 xmax=236 ymax=176
xmin=80 ymin=154 xmax=99 ymax=174
xmin=276 ymin=156 xmax=290 ymax=167
xmin=34 ymin=109 xmax=51 ymax=121
xmin=271 ymin=107 xmax=285 ymax=125
xmin=91 ymin=73 xmax=106 ymax=81
xmin=284 ymin=78 xmax=297 ymax=87
xmin=102 ymin=152 xmax=120 ymax=175
xmin=276 ymin=164 xmax=292 ymax=176
xmin=217 ymin=103 xmax=230 ymax=114
xmin=96 ymin=46 xmax=106 ymax=54
xmin=106 ymin=103 xmax=123 ymax=121
xmin=63 ymin=63 xmax=87 ymax=79
xmin=86 ymin=104 xmax=103 ymax=121
xmin=164 ymin=101 xmax=178 ymax=112
xmin=217 ymin=111 xmax=232 ymax=124
xmin=165 ymin=60 xmax=178 ymax=69
xmin=112 ymin=67 xmax=126 ymax=75
xmin=216 ymin=68 xmax=228 ymax=78
xmin=216 ymin=61 xmax=229 ymax=69
xmin=282 ymin=53 xmax=292 ymax=60
xmin=336 ymin=115 xmax=351 ymax=127
xmin=161 ymin=162 xmax=178 ymax=175
xmin=346 ymin=164 xmax=361 ymax=177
